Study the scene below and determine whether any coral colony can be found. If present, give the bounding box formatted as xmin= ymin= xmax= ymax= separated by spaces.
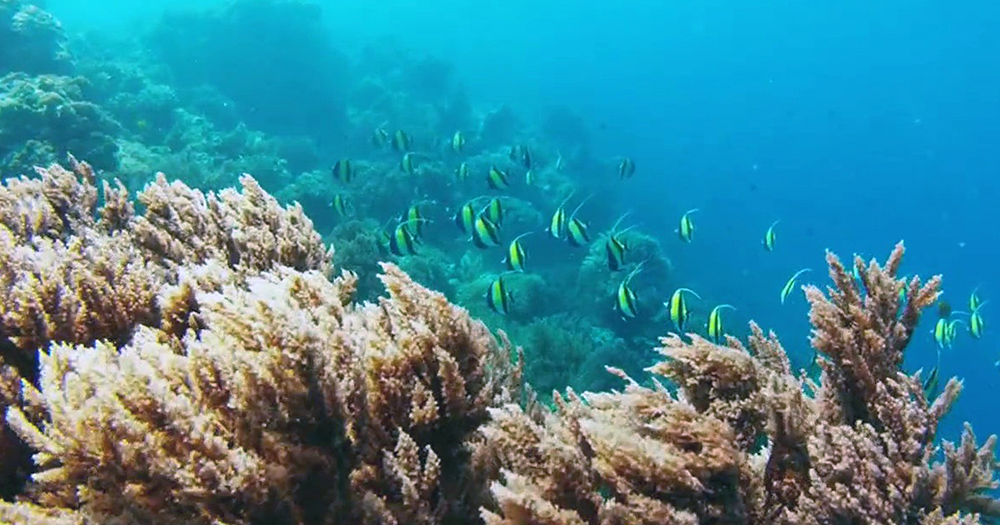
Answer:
xmin=0 ymin=160 xmax=994 ymax=524
xmin=0 ymin=0 xmax=998 ymax=523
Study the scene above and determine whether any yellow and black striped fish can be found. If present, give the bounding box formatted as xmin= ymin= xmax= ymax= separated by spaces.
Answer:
xmin=389 ymin=219 xmax=425 ymax=256
xmin=485 ymin=197 xmax=504 ymax=226
xmin=566 ymin=218 xmax=589 ymax=247
xmin=614 ymin=262 xmax=645 ymax=320
xmin=331 ymin=193 xmax=350 ymax=217
xmin=520 ymin=146 xmax=532 ymax=169
xmin=970 ymin=286 xmax=984 ymax=311
xmin=525 ymin=169 xmax=534 ymax=186
xmin=504 ymin=232 xmax=533 ymax=272
xmin=970 ymin=307 xmax=986 ymax=339
xmin=762 ymin=220 xmax=779 ymax=251
xmin=451 ymin=130 xmax=466 ymax=153
xmin=400 ymin=152 xmax=416 ymax=175
xmin=780 ymin=268 xmax=812 ymax=305
xmin=707 ymin=304 xmax=736 ymax=343
xmin=486 ymin=274 xmax=514 ymax=315
xmin=404 ymin=203 xmax=427 ymax=237
xmin=547 ymin=192 xmax=575 ymax=239
xmin=487 ymin=165 xmax=510 ymax=190
xmin=332 ymin=159 xmax=353 ymax=183
xmin=565 ymin=194 xmax=594 ymax=247
xmin=618 ymin=157 xmax=635 ymax=179
xmin=923 ymin=365 xmax=940 ymax=398
xmin=454 ymin=200 xmax=478 ymax=234
xmin=933 ymin=314 xmax=967 ymax=350
xmin=948 ymin=318 xmax=964 ymax=346
xmin=666 ymin=287 xmax=701 ymax=333
xmin=455 ymin=162 xmax=470 ymax=182
xmin=471 ymin=211 xmax=502 ymax=249
xmin=392 ymin=129 xmax=411 ymax=152
xmin=605 ymin=212 xmax=637 ymax=271
xmin=677 ymin=208 xmax=699 ymax=242
xmin=933 ymin=317 xmax=949 ymax=349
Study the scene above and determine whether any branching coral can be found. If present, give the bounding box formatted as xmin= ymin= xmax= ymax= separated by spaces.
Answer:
xmin=482 ymin=244 xmax=1000 ymax=524
xmin=0 ymin=157 xmax=331 ymax=503
xmin=2 ymin=262 xmax=522 ymax=524
xmin=0 ymin=158 xmax=996 ymax=524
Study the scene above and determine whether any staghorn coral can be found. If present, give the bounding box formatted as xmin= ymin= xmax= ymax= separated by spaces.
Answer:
xmin=483 ymin=244 xmax=1000 ymax=524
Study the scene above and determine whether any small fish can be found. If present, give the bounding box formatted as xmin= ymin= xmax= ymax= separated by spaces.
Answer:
xmin=566 ymin=218 xmax=589 ymax=247
xmin=455 ymin=162 xmax=470 ymax=182
xmin=405 ymin=203 xmax=426 ymax=236
xmin=614 ymin=262 xmax=645 ymax=320
xmin=486 ymin=274 xmax=514 ymax=315
xmin=762 ymin=220 xmax=779 ymax=252
xmin=372 ymin=126 xmax=390 ymax=149
xmin=677 ymin=208 xmax=699 ymax=243
xmin=454 ymin=200 xmax=478 ymax=234
xmin=472 ymin=211 xmax=502 ymax=249
xmin=970 ymin=308 xmax=985 ymax=339
xmin=780 ymin=268 xmax=812 ymax=305
xmin=487 ymin=165 xmax=510 ymax=190
xmin=970 ymin=286 xmax=984 ymax=312
xmin=451 ymin=131 xmax=466 ymax=153
xmin=947 ymin=318 xmax=966 ymax=347
xmin=400 ymin=152 xmax=416 ymax=175
xmin=605 ymin=212 xmax=637 ymax=272
xmin=555 ymin=152 xmax=566 ymax=172
xmin=923 ymin=365 xmax=940 ymax=398
xmin=520 ymin=146 xmax=532 ymax=169
xmin=379 ymin=228 xmax=392 ymax=252
xmin=565 ymin=194 xmax=594 ymax=247
xmin=547 ymin=192 xmax=575 ymax=239
xmin=504 ymin=232 xmax=533 ymax=272
xmin=707 ymin=304 xmax=736 ymax=343
xmin=666 ymin=287 xmax=702 ymax=333
xmin=486 ymin=197 xmax=504 ymax=226
xmin=332 ymin=159 xmax=353 ymax=183
xmin=525 ymin=169 xmax=534 ymax=186
xmin=392 ymin=129 xmax=411 ymax=152
xmin=618 ymin=157 xmax=636 ymax=180
xmin=389 ymin=219 xmax=425 ymax=256
xmin=933 ymin=317 xmax=950 ymax=349
xmin=331 ymin=193 xmax=350 ymax=216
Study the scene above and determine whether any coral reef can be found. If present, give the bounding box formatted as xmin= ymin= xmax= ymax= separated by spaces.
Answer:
xmin=0 ymin=161 xmax=995 ymax=524
xmin=0 ymin=73 xmax=120 ymax=171
xmin=0 ymin=0 xmax=72 ymax=75
xmin=148 ymin=0 xmax=350 ymax=142
xmin=482 ymin=245 xmax=1000 ymax=524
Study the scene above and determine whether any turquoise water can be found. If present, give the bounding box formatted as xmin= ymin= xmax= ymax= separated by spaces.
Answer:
xmin=22 ymin=0 xmax=1000 ymax=446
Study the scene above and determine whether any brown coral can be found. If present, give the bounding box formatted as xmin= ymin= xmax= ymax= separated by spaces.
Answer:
xmin=2 ymin=262 xmax=521 ymax=524
xmin=483 ymin=244 xmax=1000 ymax=524
xmin=0 ymin=158 xmax=997 ymax=525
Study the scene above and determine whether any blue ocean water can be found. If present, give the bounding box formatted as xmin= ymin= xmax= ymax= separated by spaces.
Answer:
xmin=42 ymin=0 xmax=1000 ymax=443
